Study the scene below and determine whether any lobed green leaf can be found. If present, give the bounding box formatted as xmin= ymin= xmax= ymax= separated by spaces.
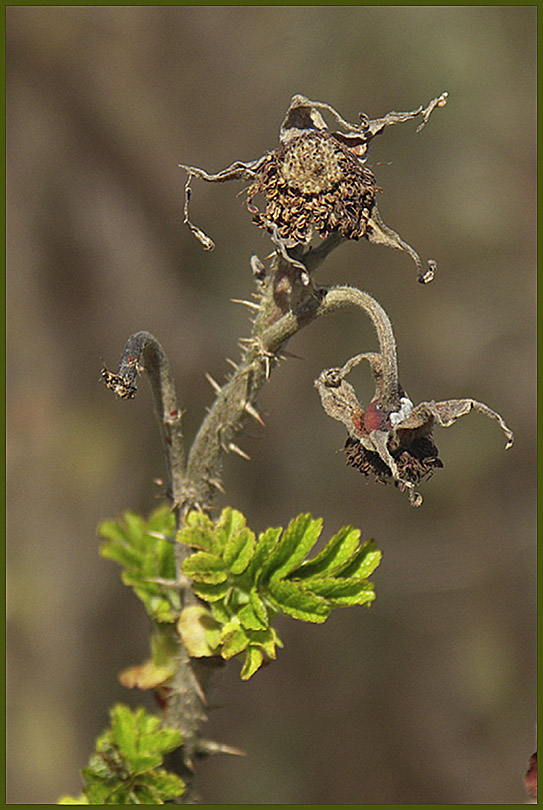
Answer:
xmin=247 ymin=526 xmax=282 ymax=583
xmin=261 ymin=514 xmax=323 ymax=583
xmin=177 ymin=510 xmax=215 ymax=551
xmin=290 ymin=525 xmax=362 ymax=579
xmin=178 ymin=508 xmax=382 ymax=681
xmin=335 ymin=540 xmax=382 ymax=580
xmin=99 ymin=507 xmax=180 ymax=623
xmin=304 ymin=577 xmax=376 ymax=606
xmin=191 ymin=580 xmax=230 ymax=602
xmin=220 ymin=621 xmax=250 ymax=658
xmin=238 ymin=601 xmax=267 ymax=631
xmin=245 ymin=627 xmax=280 ymax=658
xmin=267 ymin=578 xmax=330 ymax=623
xmin=240 ymin=646 xmax=265 ymax=680
xmin=110 ymin=703 xmax=137 ymax=757
xmin=60 ymin=704 xmax=185 ymax=804
xmin=99 ymin=539 xmax=143 ymax=571
xmin=144 ymin=769 xmax=186 ymax=801
xmin=215 ymin=507 xmax=249 ymax=556
xmin=181 ymin=551 xmax=228 ymax=584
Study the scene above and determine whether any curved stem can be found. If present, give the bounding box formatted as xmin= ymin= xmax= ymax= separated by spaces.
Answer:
xmin=102 ymin=331 xmax=186 ymax=500
xmin=261 ymin=285 xmax=401 ymax=411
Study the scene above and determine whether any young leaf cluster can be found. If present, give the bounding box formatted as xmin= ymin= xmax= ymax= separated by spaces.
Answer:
xmin=178 ymin=508 xmax=381 ymax=679
xmin=99 ymin=507 xmax=179 ymax=623
xmin=58 ymin=704 xmax=184 ymax=804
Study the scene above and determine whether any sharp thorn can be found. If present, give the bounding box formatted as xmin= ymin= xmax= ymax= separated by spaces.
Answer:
xmin=191 ymin=671 xmax=207 ymax=705
xmin=244 ymin=401 xmax=265 ymax=426
xmin=280 ymin=349 xmax=305 ymax=361
xmin=205 ymin=372 xmax=222 ymax=393
xmin=225 ymin=357 xmax=239 ymax=370
xmin=228 ymin=442 xmax=251 ymax=460
xmin=230 ymin=298 xmax=261 ymax=310
xmin=209 ymin=477 xmax=226 ymax=494
xmin=197 ymin=738 xmax=246 ymax=757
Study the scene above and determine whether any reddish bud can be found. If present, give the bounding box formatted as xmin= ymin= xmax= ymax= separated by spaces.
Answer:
xmin=363 ymin=400 xmax=388 ymax=433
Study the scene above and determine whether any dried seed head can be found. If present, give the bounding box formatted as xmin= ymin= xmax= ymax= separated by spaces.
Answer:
xmin=247 ymin=130 xmax=380 ymax=247
xmin=279 ymin=134 xmax=345 ymax=194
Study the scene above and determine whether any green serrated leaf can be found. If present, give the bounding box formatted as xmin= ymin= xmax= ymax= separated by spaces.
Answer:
xmin=110 ymin=704 xmax=136 ymax=757
xmin=191 ymin=580 xmax=230 ymax=602
xmin=177 ymin=510 xmax=215 ymax=551
xmin=61 ymin=704 xmax=184 ymax=805
xmin=134 ymin=705 xmax=162 ymax=736
xmin=335 ymin=540 xmax=382 ymax=580
xmin=204 ymin=624 xmax=222 ymax=651
xmin=147 ymin=506 xmax=176 ymax=536
xmin=238 ymin=590 xmax=269 ymax=631
xmin=182 ymin=551 xmax=228 ymax=584
xmin=114 ymin=513 xmax=146 ymax=555
xmin=238 ymin=602 xmax=267 ymax=631
xmin=144 ymin=768 xmax=185 ymax=801
xmin=240 ymin=646 xmax=265 ymax=680
xmin=267 ymin=578 xmax=330 ymax=623
xmin=154 ymin=541 xmax=176 ymax=580
xmin=245 ymin=627 xmax=279 ymax=658
xmin=261 ymin=514 xmax=323 ymax=583
xmin=289 ymin=525 xmax=362 ymax=579
xmin=250 ymin=590 xmax=268 ymax=624
xmin=223 ymin=528 xmax=256 ymax=575
xmin=143 ymin=728 xmax=183 ymax=756
xmin=247 ymin=526 xmax=283 ymax=583
xmin=105 ymin=785 xmax=133 ymax=804
xmin=128 ymin=753 xmax=163 ymax=775
xmin=99 ymin=540 xmax=143 ymax=570
xmin=220 ymin=622 xmax=250 ymax=659
xmin=99 ymin=509 xmax=180 ymax=623
xmin=98 ymin=518 xmax=131 ymax=545
xmin=80 ymin=776 xmax=112 ymax=805
xmin=303 ymin=577 xmax=376 ymax=605
xmin=121 ymin=572 xmax=177 ymax=623
xmin=215 ymin=507 xmax=248 ymax=556
xmin=210 ymin=600 xmax=231 ymax=624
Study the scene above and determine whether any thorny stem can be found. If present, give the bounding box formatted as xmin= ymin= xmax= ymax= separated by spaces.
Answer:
xmin=184 ymin=279 xmax=401 ymax=513
xmin=102 ymin=259 xmax=402 ymax=802
xmin=102 ymin=257 xmax=403 ymax=803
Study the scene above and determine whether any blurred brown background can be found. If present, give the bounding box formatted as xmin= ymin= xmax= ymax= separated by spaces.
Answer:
xmin=6 ymin=6 xmax=536 ymax=804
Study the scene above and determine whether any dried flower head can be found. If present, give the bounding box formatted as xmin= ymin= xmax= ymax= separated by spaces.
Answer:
xmin=180 ymin=92 xmax=448 ymax=284
xmin=246 ymin=129 xmax=380 ymax=247
xmin=315 ymin=351 xmax=513 ymax=507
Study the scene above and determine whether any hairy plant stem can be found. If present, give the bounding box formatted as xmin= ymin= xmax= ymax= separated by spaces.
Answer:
xmin=103 ymin=253 xmax=401 ymax=802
